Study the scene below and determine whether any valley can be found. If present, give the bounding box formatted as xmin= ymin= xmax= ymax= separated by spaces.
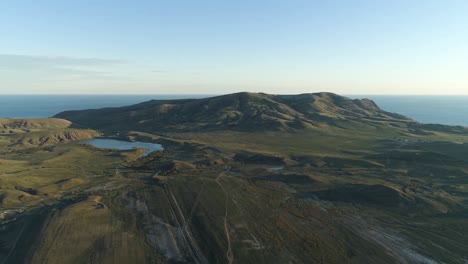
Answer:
xmin=1 ymin=93 xmax=468 ymax=263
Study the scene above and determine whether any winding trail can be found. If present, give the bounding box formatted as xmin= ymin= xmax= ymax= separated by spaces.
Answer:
xmin=231 ymin=197 xmax=265 ymax=263
xmin=216 ymin=171 xmax=234 ymax=264
xmin=186 ymin=181 xmax=206 ymax=228
xmin=1 ymin=222 xmax=26 ymax=264
xmin=163 ymin=184 xmax=208 ymax=264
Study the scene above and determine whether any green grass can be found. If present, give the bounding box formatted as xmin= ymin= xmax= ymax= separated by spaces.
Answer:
xmin=1 ymin=116 xmax=468 ymax=263
xmin=0 ymin=128 xmax=119 ymax=210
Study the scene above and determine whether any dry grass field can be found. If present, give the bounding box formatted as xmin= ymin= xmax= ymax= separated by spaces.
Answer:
xmin=1 ymin=93 xmax=468 ymax=263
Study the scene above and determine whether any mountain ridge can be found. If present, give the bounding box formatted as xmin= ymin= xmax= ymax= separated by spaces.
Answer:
xmin=0 ymin=118 xmax=71 ymax=130
xmin=54 ymin=92 xmax=412 ymax=132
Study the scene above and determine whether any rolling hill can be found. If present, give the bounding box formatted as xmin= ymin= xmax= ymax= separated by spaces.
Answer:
xmin=55 ymin=92 xmax=413 ymax=132
xmin=0 ymin=118 xmax=99 ymax=150
xmin=2 ymin=93 xmax=468 ymax=263
xmin=0 ymin=118 xmax=71 ymax=130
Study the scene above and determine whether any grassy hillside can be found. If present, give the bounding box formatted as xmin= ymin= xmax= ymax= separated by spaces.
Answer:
xmin=0 ymin=119 xmax=112 ymax=211
xmin=55 ymin=92 xmax=415 ymax=132
xmin=0 ymin=118 xmax=71 ymax=130
xmin=5 ymin=129 xmax=98 ymax=149
xmin=0 ymin=118 xmax=99 ymax=150
xmin=1 ymin=96 xmax=468 ymax=263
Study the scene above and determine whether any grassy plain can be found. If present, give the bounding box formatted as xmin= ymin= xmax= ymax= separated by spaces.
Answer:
xmin=1 ymin=114 xmax=468 ymax=263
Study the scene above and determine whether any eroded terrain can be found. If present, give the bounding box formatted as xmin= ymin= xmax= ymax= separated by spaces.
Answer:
xmin=1 ymin=94 xmax=468 ymax=263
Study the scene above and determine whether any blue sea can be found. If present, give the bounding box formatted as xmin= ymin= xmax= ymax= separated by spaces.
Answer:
xmin=0 ymin=95 xmax=209 ymax=118
xmin=352 ymin=95 xmax=468 ymax=127
xmin=0 ymin=94 xmax=467 ymax=127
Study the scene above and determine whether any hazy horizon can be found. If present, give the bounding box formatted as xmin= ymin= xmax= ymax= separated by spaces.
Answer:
xmin=3 ymin=93 xmax=468 ymax=96
xmin=1 ymin=1 xmax=468 ymax=95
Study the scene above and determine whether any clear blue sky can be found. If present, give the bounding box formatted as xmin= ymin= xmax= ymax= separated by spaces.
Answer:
xmin=1 ymin=0 xmax=467 ymax=94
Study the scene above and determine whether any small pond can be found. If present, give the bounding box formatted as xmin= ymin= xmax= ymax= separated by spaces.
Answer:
xmin=82 ymin=138 xmax=163 ymax=156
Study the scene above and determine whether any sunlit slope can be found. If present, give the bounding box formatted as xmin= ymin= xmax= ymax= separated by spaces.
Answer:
xmin=1 ymin=97 xmax=467 ymax=263
xmin=0 ymin=118 xmax=71 ymax=130
xmin=55 ymin=92 xmax=414 ymax=132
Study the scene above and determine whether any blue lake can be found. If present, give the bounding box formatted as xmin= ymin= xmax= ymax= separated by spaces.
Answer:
xmin=83 ymin=138 xmax=163 ymax=156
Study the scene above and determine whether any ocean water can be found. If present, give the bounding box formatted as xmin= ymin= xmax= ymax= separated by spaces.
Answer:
xmin=353 ymin=95 xmax=468 ymax=127
xmin=0 ymin=95 xmax=209 ymax=118
xmin=0 ymin=94 xmax=467 ymax=127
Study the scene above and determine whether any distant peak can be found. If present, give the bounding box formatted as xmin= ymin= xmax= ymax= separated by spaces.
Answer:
xmin=55 ymin=91 xmax=409 ymax=132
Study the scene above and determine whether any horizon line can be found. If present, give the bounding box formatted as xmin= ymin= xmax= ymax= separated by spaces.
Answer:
xmin=1 ymin=93 xmax=468 ymax=96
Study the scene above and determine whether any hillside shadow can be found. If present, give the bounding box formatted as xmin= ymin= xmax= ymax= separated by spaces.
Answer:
xmin=0 ymin=240 xmax=9 ymax=254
